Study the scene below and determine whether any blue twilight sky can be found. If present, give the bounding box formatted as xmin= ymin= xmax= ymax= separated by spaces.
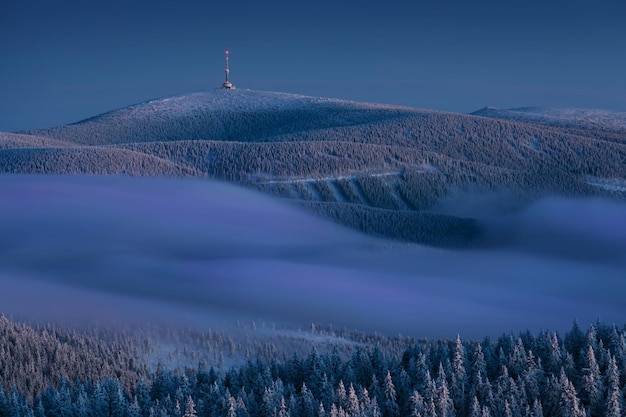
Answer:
xmin=1 ymin=0 xmax=625 ymax=132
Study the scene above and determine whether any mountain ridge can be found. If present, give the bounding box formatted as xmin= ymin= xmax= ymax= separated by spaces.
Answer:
xmin=4 ymin=89 xmax=626 ymax=245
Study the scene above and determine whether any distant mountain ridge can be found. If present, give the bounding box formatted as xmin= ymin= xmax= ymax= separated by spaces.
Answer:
xmin=472 ymin=106 xmax=626 ymax=144
xmin=473 ymin=106 xmax=626 ymax=129
xmin=4 ymin=89 xmax=626 ymax=246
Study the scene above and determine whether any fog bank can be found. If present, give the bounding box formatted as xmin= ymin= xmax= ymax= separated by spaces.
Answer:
xmin=1 ymin=175 xmax=624 ymax=338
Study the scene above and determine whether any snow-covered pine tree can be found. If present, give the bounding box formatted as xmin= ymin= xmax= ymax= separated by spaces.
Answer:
xmin=580 ymin=345 xmax=602 ymax=416
xmin=183 ymin=395 xmax=197 ymax=417
xmin=436 ymin=364 xmax=455 ymax=417
xmin=410 ymin=390 xmax=426 ymax=417
xmin=383 ymin=371 xmax=399 ymax=417
xmin=604 ymin=355 xmax=622 ymax=417
xmin=558 ymin=370 xmax=587 ymax=417
xmin=451 ymin=336 xmax=467 ymax=416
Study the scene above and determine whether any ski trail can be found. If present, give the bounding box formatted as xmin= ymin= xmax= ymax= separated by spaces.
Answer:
xmin=327 ymin=179 xmax=347 ymax=203
xmin=350 ymin=178 xmax=370 ymax=205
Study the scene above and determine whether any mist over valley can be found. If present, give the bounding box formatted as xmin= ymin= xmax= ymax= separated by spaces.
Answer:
xmin=1 ymin=90 xmax=626 ymax=417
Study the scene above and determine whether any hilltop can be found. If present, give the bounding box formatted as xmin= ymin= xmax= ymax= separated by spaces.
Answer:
xmin=4 ymin=89 xmax=626 ymax=245
xmin=23 ymin=89 xmax=419 ymax=145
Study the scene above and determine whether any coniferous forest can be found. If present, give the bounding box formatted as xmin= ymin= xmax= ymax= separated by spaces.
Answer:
xmin=1 ymin=315 xmax=625 ymax=417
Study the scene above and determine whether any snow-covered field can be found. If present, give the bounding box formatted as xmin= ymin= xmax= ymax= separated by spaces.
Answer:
xmin=1 ymin=175 xmax=625 ymax=339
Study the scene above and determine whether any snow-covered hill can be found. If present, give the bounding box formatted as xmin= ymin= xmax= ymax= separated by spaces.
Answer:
xmin=24 ymin=89 xmax=420 ymax=145
xmin=0 ymin=132 xmax=74 ymax=148
xmin=472 ymin=106 xmax=626 ymax=133
xmin=0 ymin=147 xmax=199 ymax=176
xmin=4 ymin=89 xmax=626 ymax=245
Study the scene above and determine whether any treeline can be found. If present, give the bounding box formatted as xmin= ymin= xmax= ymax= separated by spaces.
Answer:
xmin=0 ymin=315 xmax=403 ymax=404
xmin=300 ymin=201 xmax=480 ymax=247
xmin=0 ymin=132 xmax=73 ymax=149
xmin=0 ymin=148 xmax=199 ymax=177
xmin=113 ymin=115 xmax=626 ymax=185
xmin=120 ymin=141 xmax=419 ymax=181
xmin=471 ymin=107 xmax=626 ymax=145
xmin=2 ymin=320 xmax=625 ymax=417
xmin=0 ymin=315 xmax=147 ymax=403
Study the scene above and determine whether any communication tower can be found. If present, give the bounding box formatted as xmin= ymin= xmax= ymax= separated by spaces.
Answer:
xmin=222 ymin=50 xmax=235 ymax=89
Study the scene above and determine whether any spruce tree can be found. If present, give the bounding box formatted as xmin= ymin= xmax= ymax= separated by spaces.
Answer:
xmin=183 ymin=395 xmax=197 ymax=417
xmin=604 ymin=355 xmax=622 ymax=417
xmin=410 ymin=390 xmax=426 ymax=417
xmin=436 ymin=365 xmax=455 ymax=417
xmin=469 ymin=396 xmax=481 ymax=417
xmin=383 ymin=371 xmax=399 ymax=417
xmin=558 ymin=370 xmax=587 ymax=417
xmin=581 ymin=345 xmax=602 ymax=416
xmin=451 ymin=336 xmax=467 ymax=416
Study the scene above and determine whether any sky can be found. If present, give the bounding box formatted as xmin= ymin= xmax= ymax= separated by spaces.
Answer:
xmin=1 ymin=0 xmax=626 ymax=132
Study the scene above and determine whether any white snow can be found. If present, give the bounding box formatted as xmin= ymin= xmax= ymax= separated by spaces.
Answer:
xmin=586 ymin=176 xmax=626 ymax=193
xmin=327 ymin=180 xmax=347 ymax=203
xmin=95 ymin=89 xmax=418 ymax=122
xmin=475 ymin=106 xmax=626 ymax=131
xmin=259 ymin=171 xmax=402 ymax=185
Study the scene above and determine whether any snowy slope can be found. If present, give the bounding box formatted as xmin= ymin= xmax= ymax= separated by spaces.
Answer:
xmin=472 ymin=106 xmax=626 ymax=132
xmin=0 ymin=132 xmax=74 ymax=148
xmin=24 ymin=89 xmax=420 ymax=145
xmin=0 ymin=147 xmax=199 ymax=176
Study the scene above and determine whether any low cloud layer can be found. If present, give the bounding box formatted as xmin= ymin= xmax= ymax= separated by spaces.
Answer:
xmin=1 ymin=175 xmax=625 ymax=338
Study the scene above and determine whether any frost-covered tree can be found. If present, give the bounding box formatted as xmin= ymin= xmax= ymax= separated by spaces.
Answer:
xmin=604 ymin=355 xmax=622 ymax=417
xmin=528 ymin=398 xmax=543 ymax=417
xmin=559 ymin=370 xmax=587 ymax=417
xmin=278 ymin=396 xmax=291 ymax=417
xmin=382 ymin=371 xmax=399 ymax=417
xmin=469 ymin=396 xmax=481 ymax=417
xmin=410 ymin=391 xmax=425 ymax=417
xmin=335 ymin=380 xmax=348 ymax=411
xmin=580 ymin=345 xmax=602 ymax=416
xmin=451 ymin=336 xmax=467 ymax=415
xmin=436 ymin=365 xmax=455 ymax=417
xmin=300 ymin=383 xmax=318 ymax=417
xmin=347 ymin=384 xmax=360 ymax=417
xmin=183 ymin=395 xmax=197 ymax=417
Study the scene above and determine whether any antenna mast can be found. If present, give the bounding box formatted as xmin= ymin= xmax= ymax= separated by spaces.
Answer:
xmin=222 ymin=50 xmax=235 ymax=89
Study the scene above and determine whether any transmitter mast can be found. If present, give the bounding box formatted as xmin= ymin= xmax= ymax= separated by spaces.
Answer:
xmin=222 ymin=50 xmax=235 ymax=89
